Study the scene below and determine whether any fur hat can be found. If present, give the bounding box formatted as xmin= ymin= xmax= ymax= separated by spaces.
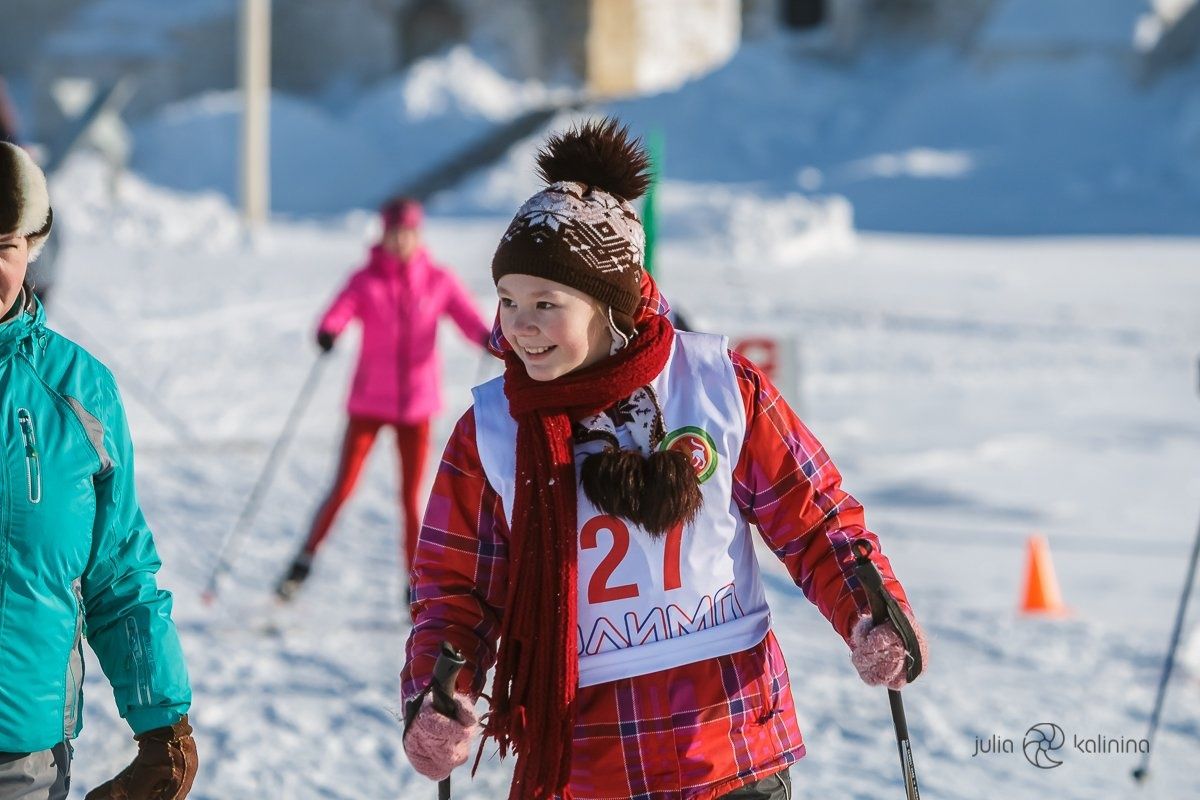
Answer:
xmin=491 ymin=118 xmax=651 ymax=337
xmin=0 ymin=142 xmax=52 ymax=262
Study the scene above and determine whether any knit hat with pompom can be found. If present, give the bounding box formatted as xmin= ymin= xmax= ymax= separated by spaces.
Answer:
xmin=491 ymin=118 xmax=651 ymax=336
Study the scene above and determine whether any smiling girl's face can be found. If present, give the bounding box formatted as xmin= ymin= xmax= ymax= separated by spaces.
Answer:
xmin=497 ymin=273 xmax=613 ymax=381
xmin=0 ymin=233 xmax=29 ymax=319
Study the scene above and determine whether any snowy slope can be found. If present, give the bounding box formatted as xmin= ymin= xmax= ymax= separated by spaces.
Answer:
xmin=597 ymin=38 xmax=1200 ymax=235
xmin=129 ymin=47 xmax=577 ymax=216
xmin=120 ymin=31 xmax=1200 ymax=235
xmin=43 ymin=154 xmax=1200 ymax=799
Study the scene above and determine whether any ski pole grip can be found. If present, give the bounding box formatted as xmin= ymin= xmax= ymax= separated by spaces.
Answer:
xmin=851 ymin=539 xmax=924 ymax=683
xmin=851 ymin=540 xmax=889 ymax=624
xmin=402 ymin=642 xmax=468 ymax=737
xmin=431 ymin=642 xmax=467 ymax=718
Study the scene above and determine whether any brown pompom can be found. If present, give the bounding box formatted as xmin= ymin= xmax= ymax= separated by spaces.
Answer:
xmin=536 ymin=117 xmax=652 ymax=201
xmin=637 ymin=450 xmax=704 ymax=537
xmin=581 ymin=449 xmax=645 ymax=521
xmin=580 ymin=448 xmax=704 ymax=538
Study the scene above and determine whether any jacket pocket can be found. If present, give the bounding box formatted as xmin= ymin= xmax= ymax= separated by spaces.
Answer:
xmin=755 ymin=638 xmax=783 ymax=724
xmin=17 ymin=407 xmax=42 ymax=504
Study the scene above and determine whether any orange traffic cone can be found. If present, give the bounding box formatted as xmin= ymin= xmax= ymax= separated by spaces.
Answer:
xmin=1019 ymin=534 xmax=1068 ymax=616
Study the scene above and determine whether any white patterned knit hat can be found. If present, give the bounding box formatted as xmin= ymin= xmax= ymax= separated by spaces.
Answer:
xmin=491 ymin=118 xmax=651 ymax=335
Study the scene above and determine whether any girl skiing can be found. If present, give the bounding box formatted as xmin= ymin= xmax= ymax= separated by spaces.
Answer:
xmin=1 ymin=142 xmax=197 ymax=798
xmin=400 ymin=120 xmax=927 ymax=799
xmin=276 ymin=198 xmax=491 ymax=600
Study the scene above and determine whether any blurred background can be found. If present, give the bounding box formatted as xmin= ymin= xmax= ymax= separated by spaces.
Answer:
xmin=6 ymin=0 xmax=1199 ymax=228
xmin=5 ymin=1 xmax=1200 ymax=798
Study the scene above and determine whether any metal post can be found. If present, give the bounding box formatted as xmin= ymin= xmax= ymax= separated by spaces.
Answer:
xmin=239 ymin=0 xmax=271 ymax=227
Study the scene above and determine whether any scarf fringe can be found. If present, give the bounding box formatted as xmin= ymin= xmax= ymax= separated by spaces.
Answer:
xmin=485 ymin=315 xmax=676 ymax=799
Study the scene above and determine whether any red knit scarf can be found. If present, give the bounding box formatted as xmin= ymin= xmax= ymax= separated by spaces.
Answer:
xmin=483 ymin=313 xmax=675 ymax=799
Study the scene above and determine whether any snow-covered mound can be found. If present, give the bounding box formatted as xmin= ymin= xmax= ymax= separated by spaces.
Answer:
xmin=600 ymin=34 xmax=1200 ymax=234
xmin=130 ymin=47 xmax=576 ymax=216
xmin=123 ymin=30 xmax=1200 ymax=234
xmin=54 ymin=150 xmax=243 ymax=251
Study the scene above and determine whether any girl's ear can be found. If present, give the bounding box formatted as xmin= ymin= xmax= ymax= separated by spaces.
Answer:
xmin=591 ymin=302 xmax=623 ymax=353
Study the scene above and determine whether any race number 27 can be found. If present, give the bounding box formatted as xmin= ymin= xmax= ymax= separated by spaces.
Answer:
xmin=580 ymin=515 xmax=683 ymax=603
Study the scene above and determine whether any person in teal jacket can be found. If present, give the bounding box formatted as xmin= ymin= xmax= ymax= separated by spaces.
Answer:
xmin=1 ymin=143 xmax=198 ymax=798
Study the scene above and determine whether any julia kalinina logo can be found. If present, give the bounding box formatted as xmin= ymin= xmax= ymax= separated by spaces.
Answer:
xmin=1023 ymin=723 xmax=1066 ymax=769
xmin=972 ymin=721 xmax=1148 ymax=768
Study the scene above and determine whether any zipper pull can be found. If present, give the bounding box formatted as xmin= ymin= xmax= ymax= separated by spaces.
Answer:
xmin=17 ymin=408 xmax=42 ymax=504
xmin=17 ymin=410 xmax=38 ymax=459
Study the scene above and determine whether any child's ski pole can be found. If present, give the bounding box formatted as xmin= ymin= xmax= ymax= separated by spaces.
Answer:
xmin=852 ymin=539 xmax=923 ymax=800
xmin=431 ymin=644 xmax=467 ymax=800
xmin=404 ymin=642 xmax=468 ymax=800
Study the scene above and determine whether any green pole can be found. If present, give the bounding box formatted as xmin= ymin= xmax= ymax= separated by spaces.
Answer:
xmin=642 ymin=129 xmax=664 ymax=277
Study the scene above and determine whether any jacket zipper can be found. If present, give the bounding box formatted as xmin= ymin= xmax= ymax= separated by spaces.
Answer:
xmin=126 ymin=617 xmax=153 ymax=706
xmin=17 ymin=408 xmax=41 ymax=504
xmin=64 ymin=580 xmax=85 ymax=737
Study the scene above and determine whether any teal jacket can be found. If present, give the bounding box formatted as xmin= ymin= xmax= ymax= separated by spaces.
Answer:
xmin=0 ymin=296 xmax=191 ymax=752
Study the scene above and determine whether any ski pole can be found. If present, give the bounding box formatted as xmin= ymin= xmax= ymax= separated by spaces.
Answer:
xmin=201 ymin=352 xmax=329 ymax=604
xmin=1132 ymin=509 xmax=1200 ymax=783
xmin=1134 ymin=355 xmax=1200 ymax=782
xmin=403 ymin=642 xmax=467 ymax=800
xmin=852 ymin=539 xmax=922 ymax=800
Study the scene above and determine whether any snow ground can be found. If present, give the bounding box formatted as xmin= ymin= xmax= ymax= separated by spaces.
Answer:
xmin=43 ymin=156 xmax=1200 ymax=799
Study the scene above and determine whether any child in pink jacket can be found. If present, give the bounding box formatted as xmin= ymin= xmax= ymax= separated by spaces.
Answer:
xmin=276 ymin=198 xmax=491 ymax=601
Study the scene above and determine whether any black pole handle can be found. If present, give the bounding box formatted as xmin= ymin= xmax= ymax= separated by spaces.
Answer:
xmin=852 ymin=539 xmax=924 ymax=682
xmin=852 ymin=540 xmax=889 ymax=623
xmin=431 ymin=642 xmax=467 ymax=717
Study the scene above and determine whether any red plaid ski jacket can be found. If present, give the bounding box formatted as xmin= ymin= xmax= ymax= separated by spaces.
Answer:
xmin=402 ymin=350 xmax=912 ymax=799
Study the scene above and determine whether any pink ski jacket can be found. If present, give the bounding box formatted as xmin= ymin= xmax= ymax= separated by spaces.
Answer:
xmin=318 ymin=245 xmax=491 ymax=424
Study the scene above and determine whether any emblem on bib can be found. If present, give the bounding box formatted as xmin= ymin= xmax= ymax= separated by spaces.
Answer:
xmin=660 ymin=426 xmax=718 ymax=483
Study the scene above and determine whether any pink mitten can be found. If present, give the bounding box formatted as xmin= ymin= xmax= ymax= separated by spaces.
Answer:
xmin=849 ymin=614 xmax=929 ymax=691
xmin=403 ymin=692 xmax=479 ymax=781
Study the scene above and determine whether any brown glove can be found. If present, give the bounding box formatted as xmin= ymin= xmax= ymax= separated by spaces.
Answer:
xmin=84 ymin=715 xmax=198 ymax=800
